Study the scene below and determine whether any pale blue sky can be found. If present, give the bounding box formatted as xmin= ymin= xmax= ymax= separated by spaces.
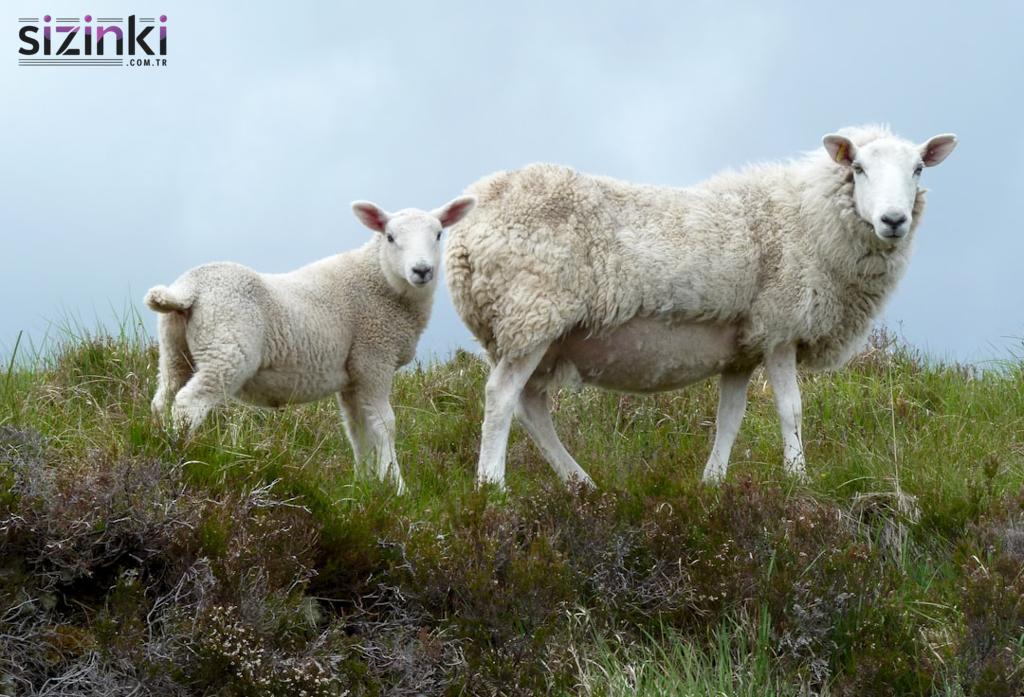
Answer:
xmin=2 ymin=1 xmax=1022 ymax=364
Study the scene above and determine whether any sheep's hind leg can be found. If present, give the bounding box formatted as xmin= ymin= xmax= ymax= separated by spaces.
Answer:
xmin=337 ymin=391 xmax=371 ymax=478
xmin=764 ymin=343 xmax=807 ymax=479
xmin=702 ymin=368 xmax=754 ymax=483
xmin=516 ymin=386 xmax=595 ymax=487
xmin=170 ymin=371 xmax=230 ymax=434
xmin=170 ymin=345 xmax=257 ymax=436
xmin=151 ymin=314 xmax=193 ymax=422
xmin=477 ymin=346 xmax=548 ymax=488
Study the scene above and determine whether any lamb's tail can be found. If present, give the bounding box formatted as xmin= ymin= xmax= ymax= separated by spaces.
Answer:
xmin=144 ymin=283 xmax=195 ymax=314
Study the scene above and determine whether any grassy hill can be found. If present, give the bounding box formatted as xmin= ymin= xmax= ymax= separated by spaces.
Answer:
xmin=1 ymin=327 xmax=1022 ymax=695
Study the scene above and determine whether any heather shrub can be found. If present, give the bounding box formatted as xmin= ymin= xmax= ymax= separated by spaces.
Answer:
xmin=0 ymin=426 xmax=196 ymax=592
xmin=1 ymin=329 xmax=1022 ymax=695
xmin=950 ymin=496 xmax=1024 ymax=696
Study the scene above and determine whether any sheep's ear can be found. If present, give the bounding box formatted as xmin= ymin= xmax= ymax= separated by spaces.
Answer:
xmin=920 ymin=134 xmax=957 ymax=167
xmin=822 ymin=134 xmax=856 ymax=166
xmin=351 ymin=201 xmax=390 ymax=234
xmin=432 ymin=195 xmax=476 ymax=228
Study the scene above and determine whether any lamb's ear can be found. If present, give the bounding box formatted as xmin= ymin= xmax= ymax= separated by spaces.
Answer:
xmin=920 ymin=134 xmax=958 ymax=167
xmin=432 ymin=195 xmax=476 ymax=228
xmin=351 ymin=201 xmax=390 ymax=234
xmin=823 ymin=134 xmax=857 ymax=166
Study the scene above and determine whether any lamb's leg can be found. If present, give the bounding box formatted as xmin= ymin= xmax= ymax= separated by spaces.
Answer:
xmin=702 ymin=368 xmax=754 ymax=483
xmin=515 ymin=387 xmax=595 ymax=487
xmin=337 ymin=391 xmax=370 ymax=478
xmin=170 ymin=342 xmax=257 ymax=435
xmin=362 ymin=394 xmax=405 ymax=495
xmin=764 ymin=343 xmax=806 ymax=479
xmin=477 ymin=346 xmax=548 ymax=488
xmin=171 ymin=371 xmax=231 ymax=434
xmin=151 ymin=313 xmax=193 ymax=422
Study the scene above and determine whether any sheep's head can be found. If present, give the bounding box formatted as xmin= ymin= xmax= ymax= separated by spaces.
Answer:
xmin=352 ymin=196 xmax=476 ymax=291
xmin=823 ymin=131 xmax=957 ymax=242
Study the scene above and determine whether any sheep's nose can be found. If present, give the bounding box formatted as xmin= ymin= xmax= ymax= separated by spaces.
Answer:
xmin=880 ymin=212 xmax=908 ymax=230
xmin=411 ymin=264 xmax=433 ymax=282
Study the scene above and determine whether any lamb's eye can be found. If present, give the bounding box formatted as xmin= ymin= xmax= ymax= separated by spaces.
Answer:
xmin=386 ymin=234 xmax=395 ymax=244
xmin=436 ymin=231 xmax=442 ymax=241
xmin=852 ymin=162 xmax=864 ymax=175
xmin=913 ymin=165 xmax=923 ymax=176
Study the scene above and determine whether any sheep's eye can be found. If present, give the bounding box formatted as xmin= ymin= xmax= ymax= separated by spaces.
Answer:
xmin=852 ymin=162 xmax=864 ymax=175
xmin=436 ymin=231 xmax=442 ymax=241
xmin=913 ymin=165 xmax=923 ymax=176
xmin=386 ymin=234 xmax=395 ymax=243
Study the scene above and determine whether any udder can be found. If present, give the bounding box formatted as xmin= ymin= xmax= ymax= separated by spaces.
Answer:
xmin=546 ymin=317 xmax=744 ymax=393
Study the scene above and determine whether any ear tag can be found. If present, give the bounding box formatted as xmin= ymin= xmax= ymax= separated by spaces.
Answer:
xmin=835 ymin=142 xmax=847 ymax=163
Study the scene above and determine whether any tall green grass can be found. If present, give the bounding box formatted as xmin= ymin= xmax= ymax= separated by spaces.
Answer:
xmin=573 ymin=613 xmax=802 ymax=696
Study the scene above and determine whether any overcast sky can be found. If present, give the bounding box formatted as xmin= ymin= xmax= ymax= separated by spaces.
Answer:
xmin=2 ymin=1 xmax=1022 ymax=365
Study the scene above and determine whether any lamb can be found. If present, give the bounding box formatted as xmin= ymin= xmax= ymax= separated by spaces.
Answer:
xmin=445 ymin=125 xmax=957 ymax=488
xmin=145 ymin=195 xmax=476 ymax=493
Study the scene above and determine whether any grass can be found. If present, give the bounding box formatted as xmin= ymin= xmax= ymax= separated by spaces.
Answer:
xmin=1 ymin=321 xmax=1023 ymax=695
xmin=572 ymin=612 xmax=800 ymax=696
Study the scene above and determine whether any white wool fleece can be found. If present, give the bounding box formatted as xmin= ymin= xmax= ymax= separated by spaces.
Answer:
xmin=446 ymin=125 xmax=926 ymax=370
xmin=145 ymin=196 xmax=475 ymax=493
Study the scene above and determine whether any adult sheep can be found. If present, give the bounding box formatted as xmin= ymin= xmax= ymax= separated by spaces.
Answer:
xmin=446 ymin=125 xmax=957 ymax=488
xmin=146 ymin=195 xmax=476 ymax=493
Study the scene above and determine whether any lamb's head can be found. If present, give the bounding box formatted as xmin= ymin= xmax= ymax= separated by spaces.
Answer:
xmin=352 ymin=196 xmax=476 ymax=290
xmin=823 ymin=130 xmax=957 ymax=242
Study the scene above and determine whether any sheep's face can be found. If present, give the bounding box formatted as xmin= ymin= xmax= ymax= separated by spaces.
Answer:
xmin=823 ymin=132 xmax=957 ymax=242
xmin=352 ymin=196 xmax=476 ymax=291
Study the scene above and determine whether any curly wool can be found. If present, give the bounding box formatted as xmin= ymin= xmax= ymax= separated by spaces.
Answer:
xmin=446 ymin=125 xmax=924 ymax=369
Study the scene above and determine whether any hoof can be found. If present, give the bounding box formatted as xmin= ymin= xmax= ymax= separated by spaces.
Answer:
xmin=784 ymin=466 xmax=809 ymax=483
xmin=701 ymin=463 xmax=727 ymax=485
xmin=565 ymin=473 xmax=596 ymax=490
xmin=150 ymin=392 xmax=168 ymax=425
xmin=476 ymin=475 xmax=506 ymax=492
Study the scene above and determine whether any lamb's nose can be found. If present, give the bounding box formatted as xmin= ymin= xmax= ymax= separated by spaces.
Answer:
xmin=880 ymin=212 xmax=908 ymax=230
xmin=412 ymin=265 xmax=433 ymax=281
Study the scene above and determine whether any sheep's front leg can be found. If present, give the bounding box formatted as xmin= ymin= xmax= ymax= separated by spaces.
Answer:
xmin=363 ymin=393 xmax=406 ymax=495
xmin=702 ymin=368 xmax=754 ymax=483
xmin=765 ymin=343 xmax=806 ymax=479
xmin=337 ymin=391 xmax=370 ymax=477
xmin=477 ymin=346 xmax=548 ymax=488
